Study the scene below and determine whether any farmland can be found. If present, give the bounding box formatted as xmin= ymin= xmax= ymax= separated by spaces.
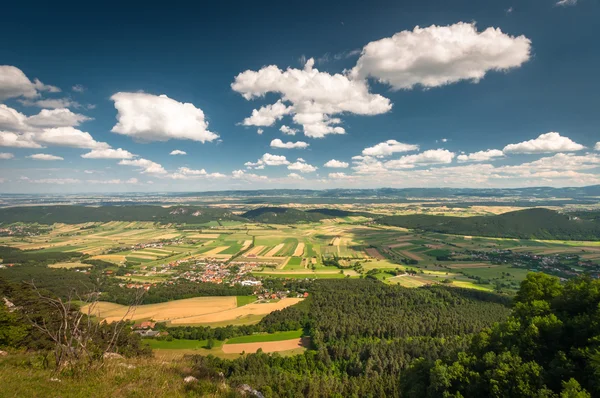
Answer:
xmin=84 ymin=296 xmax=303 ymax=326
xmin=2 ymin=206 xmax=600 ymax=295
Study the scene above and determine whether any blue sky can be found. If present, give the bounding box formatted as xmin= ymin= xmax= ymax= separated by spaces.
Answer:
xmin=1 ymin=0 xmax=599 ymax=193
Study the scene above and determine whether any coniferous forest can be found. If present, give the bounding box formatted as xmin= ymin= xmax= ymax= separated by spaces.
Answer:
xmin=188 ymin=276 xmax=599 ymax=397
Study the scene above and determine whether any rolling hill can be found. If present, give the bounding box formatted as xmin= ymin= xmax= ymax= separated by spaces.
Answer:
xmin=0 ymin=205 xmax=245 ymax=225
xmin=377 ymin=208 xmax=600 ymax=241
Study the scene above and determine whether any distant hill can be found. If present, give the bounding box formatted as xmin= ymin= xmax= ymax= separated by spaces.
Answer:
xmin=0 ymin=205 xmax=245 ymax=225
xmin=242 ymin=207 xmax=330 ymax=224
xmin=242 ymin=207 xmax=367 ymax=224
xmin=377 ymin=208 xmax=600 ymax=241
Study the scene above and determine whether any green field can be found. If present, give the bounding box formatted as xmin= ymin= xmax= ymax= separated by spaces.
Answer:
xmin=236 ymin=295 xmax=257 ymax=307
xmin=145 ymin=338 xmax=224 ymax=350
xmin=225 ymin=330 xmax=303 ymax=344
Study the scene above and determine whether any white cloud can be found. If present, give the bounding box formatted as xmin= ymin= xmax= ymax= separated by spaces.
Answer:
xmin=270 ymin=138 xmax=309 ymax=149
xmin=0 ymin=105 xmax=28 ymax=131
xmin=232 ymin=58 xmax=392 ymax=138
xmin=0 ymin=131 xmax=41 ymax=148
xmin=362 ymin=140 xmax=419 ymax=157
xmin=72 ymin=84 xmax=85 ymax=93
xmin=594 ymin=142 xmax=600 ymax=151
xmin=26 ymin=108 xmax=92 ymax=128
xmin=287 ymin=173 xmax=304 ymax=180
xmin=27 ymin=153 xmax=64 ymax=161
xmin=241 ymin=100 xmax=293 ymax=126
xmin=457 ymin=149 xmax=505 ymax=162
xmin=279 ymin=125 xmax=298 ymax=135
xmin=328 ymin=172 xmax=352 ymax=179
xmin=245 ymin=153 xmax=290 ymax=169
xmin=351 ymin=22 xmax=531 ymax=90
xmin=556 ymin=0 xmax=577 ymax=6
xmin=170 ymin=150 xmax=187 ymax=155
xmin=0 ymin=152 xmax=14 ymax=159
xmin=0 ymin=65 xmax=60 ymax=101
xmin=232 ymin=169 xmax=268 ymax=181
xmin=118 ymin=158 xmax=167 ymax=175
xmin=35 ymin=127 xmax=108 ymax=149
xmin=81 ymin=148 xmax=135 ymax=159
xmin=288 ymin=158 xmax=317 ymax=173
xmin=171 ymin=167 xmax=226 ymax=179
xmin=257 ymin=128 xmax=264 ymax=135
xmin=385 ymin=149 xmax=455 ymax=169
xmin=111 ymin=92 xmax=219 ymax=143
xmin=503 ymin=132 xmax=585 ymax=154
xmin=324 ymin=159 xmax=349 ymax=168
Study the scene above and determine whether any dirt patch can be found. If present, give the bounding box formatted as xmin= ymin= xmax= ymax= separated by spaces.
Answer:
xmin=365 ymin=248 xmax=385 ymax=260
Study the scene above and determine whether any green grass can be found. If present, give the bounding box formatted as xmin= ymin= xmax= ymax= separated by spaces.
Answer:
xmin=225 ymin=329 xmax=303 ymax=344
xmin=236 ymin=295 xmax=256 ymax=307
xmin=145 ymin=338 xmax=224 ymax=350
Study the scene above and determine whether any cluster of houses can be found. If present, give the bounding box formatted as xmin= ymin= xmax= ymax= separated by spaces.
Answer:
xmin=132 ymin=321 xmax=168 ymax=338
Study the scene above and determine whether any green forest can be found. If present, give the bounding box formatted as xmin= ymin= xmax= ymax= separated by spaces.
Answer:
xmin=377 ymin=208 xmax=600 ymax=241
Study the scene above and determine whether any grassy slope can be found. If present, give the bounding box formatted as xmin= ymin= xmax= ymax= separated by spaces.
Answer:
xmin=0 ymin=354 xmax=219 ymax=398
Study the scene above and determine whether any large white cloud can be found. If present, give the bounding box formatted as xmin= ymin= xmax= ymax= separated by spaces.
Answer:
xmin=385 ymin=149 xmax=455 ymax=169
xmin=362 ymin=140 xmax=419 ymax=157
xmin=594 ymin=142 xmax=600 ymax=151
xmin=241 ymin=100 xmax=293 ymax=127
xmin=270 ymin=138 xmax=309 ymax=149
xmin=503 ymin=132 xmax=585 ymax=154
xmin=351 ymin=22 xmax=531 ymax=90
xmin=457 ymin=149 xmax=505 ymax=162
xmin=81 ymin=148 xmax=135 ymax=159
xmin=27 ymin=153 xmax=63 ymax=161
xmin=111 ymin=92 xmax=219 ymax=143
xmin=324 ymin=159 xmax=349 ymax=168
xmin=0 ymin=65 xmax=60 ymax=101
xmin=232 ymin=58 xmax=392 ymax=138
xmin=118 ymin=158 xmax=167 ymax=175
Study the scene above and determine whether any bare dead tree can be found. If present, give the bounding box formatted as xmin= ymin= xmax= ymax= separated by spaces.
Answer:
xmin=22 ymin=281 xmax=145 ymax=372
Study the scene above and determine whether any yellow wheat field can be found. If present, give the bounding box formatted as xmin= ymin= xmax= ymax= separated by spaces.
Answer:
xmin=293 ymin=242 xmax=305 ymax=257
xmin=169 ymin=298 xmax=303 ymax=325
xmin=83 ymin=296 xmax=238 ymax=323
